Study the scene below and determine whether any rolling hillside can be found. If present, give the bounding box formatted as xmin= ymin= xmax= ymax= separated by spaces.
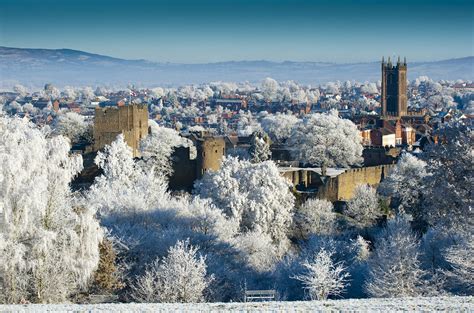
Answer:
xmin=0 ymin=46 xmax=472 ymax=88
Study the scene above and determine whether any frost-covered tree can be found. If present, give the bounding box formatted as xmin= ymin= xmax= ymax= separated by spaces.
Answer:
xmin=213 ymin=82 xmax=238 ymax=97
xmin=260 ymin=113 xmax=299 ymax=143
xmin=345 ymin=185 xmax=381 ymax=226
xmin=52 ymin=111 xmax=91 ymax=143
xmin=248 ymin=131 xmax=271 ymax=163
xmin=294 ymin=199 xmax=336 ymax=238
xmin=217 ymin=118 xmax=228 ymax=135
xmin=325 ymin=82 xmax=340 ymax=95
xmin=443 ymin=235 xmax=474 ymax=294
xmin=130 ymin=239 xmax=212 ymax=303
xmin=22 ymin=103 xmax=38 ymax=115
xmin=150 ymin=87 xmax=165 ymax=99
xmin=378 ymin=153 xmax=429 ymax=215
xmin=81 ymin=86 xmax=95 ymax=102
xmin=231 ymin=230 xmax=279 ymax=272
xmin=13 ymin=84 xmax=28 ymax=97
xmin=44 ymin=84 xmax=60 ymax=100
xmin=419 ymin=122 xmax=473 ymax=232
xmin=195 ymin=157 xmax=294 ymax=247
xmin=62 ymin=86 xmax=77 ymax=99
xmin=343 ymin=81 xmax=352 ymax=91
xmin=360 ymin=83 xmax=378 ymax=94
xmin=306 ymin=88 xmax=320 ymax=104
xmin=293 ymin=248 xmax=350 ymax=300
xmin=89 ymin=134 xmax=169 ymax=215
xmin=365 ymin=215 xmax=425 ymax=298
xmin=0 ymin=115 xmax=102 ymax=304
xmin=94 ymin=86 xmax=109 ymax=97
xmin=289 ymin=88 xmax=307 ymax=104
xmin=289 ymin=111 xmax=363 ymax=175
xmin=90 ymin=167 xmax=238 ymax=296
xmin=261 ymin=77 xmax=279 ymax=102
xmin=353 ymin=235 xmax=370 ymax=262
xmin=236 ymin=111 xmax=262 ymax=137
xmin=184 ymin=196 xmax=238 ymax=241
xmin=202 ymin=85 xmax=214 ymax=99
xmin=139 ymin=120 xmax=193 ymax=177
xmin=4 ymin=100 xmax=22 ymax=114
xmin=419 ymin=227 xmax=457 ymax=275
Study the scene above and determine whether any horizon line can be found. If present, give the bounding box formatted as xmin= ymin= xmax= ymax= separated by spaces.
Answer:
xmin=1 ymin=45 xmax=473 ymax=65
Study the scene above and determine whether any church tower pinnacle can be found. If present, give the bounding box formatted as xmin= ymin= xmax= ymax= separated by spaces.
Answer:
xmin=381 ymin=56 xmax=408 ymax=118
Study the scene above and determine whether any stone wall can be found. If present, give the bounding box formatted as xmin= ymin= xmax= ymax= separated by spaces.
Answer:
xmin=169 ymin=146 xmax=197 ymax=191
xmin=281 ymin=165 xmax=394 ymax=202
xmin=93 ymin=104 xmax=148 ymax=157
xmin=316 ymin=165 xmax=394 ymax=202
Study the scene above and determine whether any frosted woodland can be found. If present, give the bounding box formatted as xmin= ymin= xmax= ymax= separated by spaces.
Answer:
xmin=0 ymin=78 xmax=473 ymax=306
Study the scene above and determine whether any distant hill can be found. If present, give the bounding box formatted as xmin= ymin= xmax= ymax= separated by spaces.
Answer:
xmin=0 ymin=46 xmax=472 ymax=88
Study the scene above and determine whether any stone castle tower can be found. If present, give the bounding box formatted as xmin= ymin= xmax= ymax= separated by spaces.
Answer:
xmin=381 ymin=56 xmax=407 ymax=118
xmin=93 ymin=104 xmax=148 ymax=157
xmin=195 ymin=136 xmax=226 ymax=179
xmin=168 ymin=134 xmax=226 ymax=191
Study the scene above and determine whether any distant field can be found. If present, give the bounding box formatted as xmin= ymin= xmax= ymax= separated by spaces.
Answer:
xmin=1 ymin=296 xmax=472 ymax=312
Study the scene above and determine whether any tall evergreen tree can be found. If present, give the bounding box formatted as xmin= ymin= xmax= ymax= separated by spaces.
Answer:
xmin=249 ymin=131 xmax=272 ymax=163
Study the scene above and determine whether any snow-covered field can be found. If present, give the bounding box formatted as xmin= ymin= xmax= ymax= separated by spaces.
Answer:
xmin=1 ymin=297 xmax=472 ymax=313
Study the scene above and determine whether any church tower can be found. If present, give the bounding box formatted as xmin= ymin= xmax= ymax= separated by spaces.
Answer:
xmin=381 ymin=56 xmax=407 ymax=118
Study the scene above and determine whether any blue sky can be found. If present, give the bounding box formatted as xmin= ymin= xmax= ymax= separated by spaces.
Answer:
xmin=0 ymin=0 xmax=472 ymax=63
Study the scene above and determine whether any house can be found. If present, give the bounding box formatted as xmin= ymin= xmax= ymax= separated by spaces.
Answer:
xmin=211 ymin=98 xmax=247 ymax=110
xmin=370 ymin=128 xmax=396 ymax=147
xmin=362 ymin=146 xmax=400 ymax=166
xmin=32 ymin=99 xmax=51 ymax=109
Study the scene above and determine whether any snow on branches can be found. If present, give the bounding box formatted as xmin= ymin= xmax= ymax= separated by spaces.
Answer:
xmin=420 ymin=122 xmax=473 ymax=232
xmin=131 ymin=239 xmax=213 ymax=303
xmin=365 ymin=215 xmax=425 ymax=298
xmin=294 ymin=198 xmax=336 ymax=238
xmin=194 ymin=157 xmax=294 ymax=248
xmin=288 ymin=111 xmax=363 ymax=173
xmin=248 ymin=131 xmax=272 ymax=163
xmin=139 ymin=121 xmax=194 ymax=178
xmin=345 ymin=185 xmax=381 ymax=226
xmin=378 ymin=153 xmax=429 ymax=215
xmin=89 ymin=134 xmax=170 ymax=215
xmin=0 ymin=115 xmax=102 ymax=304
xmin=260 ymin=113 xmax=299 ymax=143
xmin=293 ymin=248 xmax=350 ymax=300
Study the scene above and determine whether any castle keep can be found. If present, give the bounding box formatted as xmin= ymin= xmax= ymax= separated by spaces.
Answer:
xmin=93 ymin=104 xmax=148 ymax=157
xmin=381 ymin=57 xmax=407 ymax=118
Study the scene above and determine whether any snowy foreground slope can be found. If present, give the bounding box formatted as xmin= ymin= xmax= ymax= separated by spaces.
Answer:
xmin=1 ymin=297 xmax=472 ymax=313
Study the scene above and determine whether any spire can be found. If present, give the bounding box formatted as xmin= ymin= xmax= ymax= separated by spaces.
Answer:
xmin=404 ymin=56 xmax=407 ymax=65
xmin=388 ymin=56 xmax=391 ymax=66
xmin=382 ymin=56 xmax=385 ymax=64
xmin=397 ymin=56 xmax=401 ymax=64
